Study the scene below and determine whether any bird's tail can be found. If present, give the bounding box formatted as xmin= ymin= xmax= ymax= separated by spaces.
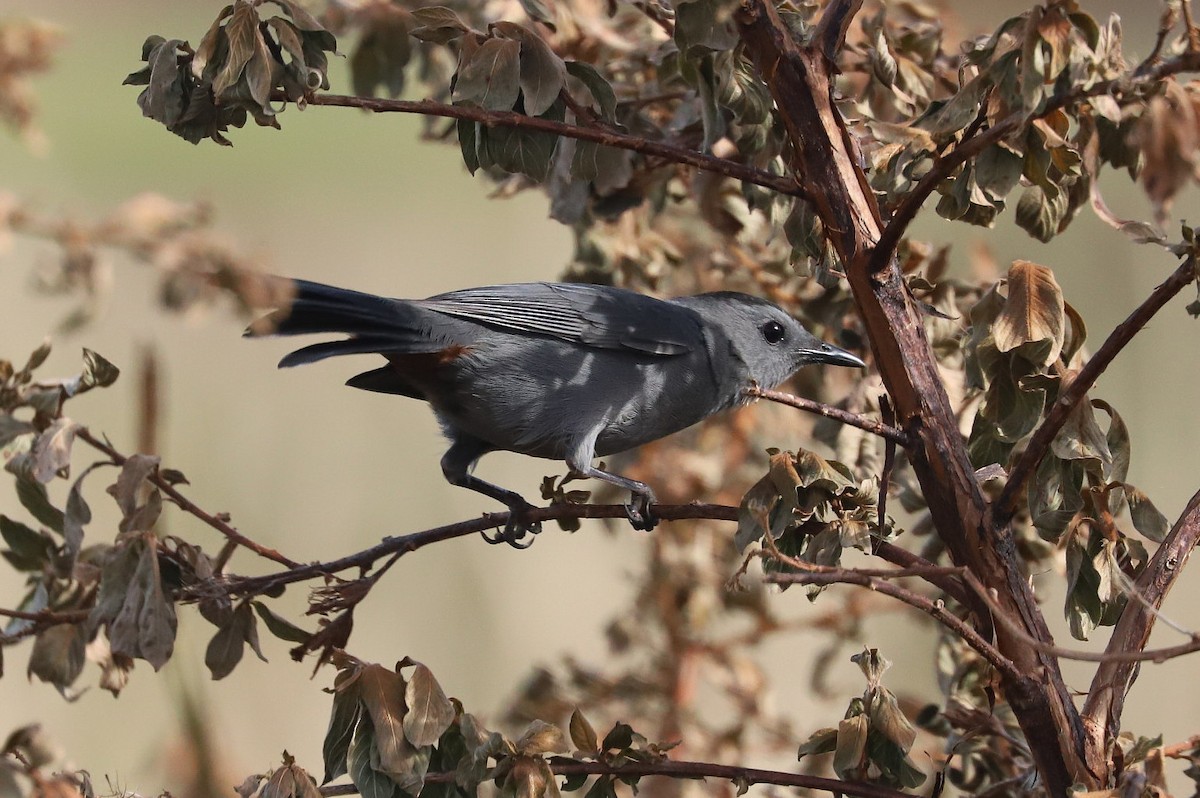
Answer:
xmin=246 ymin=279 xmax=438 ymax=367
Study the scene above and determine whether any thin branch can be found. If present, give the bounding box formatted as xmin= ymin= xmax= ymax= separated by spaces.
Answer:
xmin=296 ymin=93 xmax=807 ymax=199
xmin=0 ymin=607 xmax=89 ymax=624
xmin=76 ymin=427 xmax=300 ymax=569
xmin=184 ymin=503 xmax=739 ymax=601
xmin=870 ymin=51 xmax=1200 ymax=274
xmin=1082 ymin=486 xmax=1200 ymax=749
xmin=871 ymin=540 xmax=970 ymax=605
xmin=762 ymin=561 xmax=1022 ymax=681
xmin=957 ymin=567 xmax=1200 ymax=665
xmin=743 ymin=386 xmax=911 ymax=445
xmin=994 ymin=255 xmax=1197 ymax=521
xmin=320 ymin=757 xmax=915 ymax=798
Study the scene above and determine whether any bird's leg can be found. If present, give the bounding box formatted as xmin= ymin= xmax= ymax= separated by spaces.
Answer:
xmin=571 ymin=464 xmax=659 ymax=532
xmin=441 ymin=439 xmax=542 ymax=548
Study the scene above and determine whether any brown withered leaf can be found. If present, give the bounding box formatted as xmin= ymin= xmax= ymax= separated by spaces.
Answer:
xmin=358 ymin=664 xmax=415 ymax=777
xmin=515 ymin=720 xmax=567 ymax=756
xmin=27 ymin=622 xmax=88 ymax=692
xmin=323 ymin=672 xmax=363 ymax=784
xmin=347 ymin=714 xmax=400 ymax=798
xmin=992 ymin=260 xmax=1065 ymax=366
xmin=403 ymin=663 xmax=455 ymax=747
xmin=29 ymin=418 xmax=79 ymax=484
xmin=568 ymin=707 xmax=599 ymax=755
xmin=93 ymin=537 xmax=177 ymax=670
xmin=1051 ymin=398 xmax=1113 ymax=478
xmin=205 ymin=601 xmax=263 ymax=680
xmin=350 ymin=6 xmax=411 ymax=99
xmin=454 ymin=38 xmax=521 ymax=110
xmin=410 ymin=6 xmax=469 ymax=44
xmin=1136 ymin=80 xmax=1200 ymax=223
xmin=492 ymin=22 xmax=566 ymax=117
xmin=107 ymin=454 xmax=160 ymax=517
xmin=833 ymin=713 xmax=868 ymax=779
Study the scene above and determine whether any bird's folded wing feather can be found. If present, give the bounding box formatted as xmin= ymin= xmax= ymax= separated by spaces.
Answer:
xmin=415 ymin=283 xmax=697 ymax=356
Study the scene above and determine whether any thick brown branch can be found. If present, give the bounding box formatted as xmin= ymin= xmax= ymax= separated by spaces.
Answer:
xmin=296 ymin=93 xmax=806 ymax=199
xmin=734 ymin=0 xmax=1094 ymax=789
xmin=77 ymin=427 xmax=300 ymax=569
xmin=320 ymin=757 xmax=914 ymax=798
xmin=744 ymin=386 xmax=911 ymax=445
xmin=1081 ymin=487 xmax=1200 ymax=766
xmin=995 ymin=256 xmax=1197 ymax=521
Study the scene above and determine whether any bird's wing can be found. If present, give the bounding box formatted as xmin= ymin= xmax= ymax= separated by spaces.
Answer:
xmin=415 ymin=283 xmax=698 ymax=356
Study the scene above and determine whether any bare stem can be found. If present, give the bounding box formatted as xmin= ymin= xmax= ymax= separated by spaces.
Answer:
xmin=319 ymin=757 xmax=914 ymax=798
xmin=296 ymin=93 xmax=806 ymax=199
xmin=77 ymin=427 xmax=300 ymax=569
xmin=743 ymin=386 xmax=911 ymax=445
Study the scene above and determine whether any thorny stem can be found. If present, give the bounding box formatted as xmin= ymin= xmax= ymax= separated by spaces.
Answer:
xmin=743 ymin=386 xmax=911 ymax=445
xmin=994 ymin=255 xmax=1197 ymax=521
xmin=76 ymin=427 xmax=300 ymax=569
xmin=319 ymin=757 xmax=914 ymax=798
xmin=295 ymin=93 xmax=807 ymax=199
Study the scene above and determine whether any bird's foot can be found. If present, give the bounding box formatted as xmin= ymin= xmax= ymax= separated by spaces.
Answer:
xmin=625 ymin=489 xmax=658 ymax=532
xmin=482 ymin=500 xmax=543 ymax=548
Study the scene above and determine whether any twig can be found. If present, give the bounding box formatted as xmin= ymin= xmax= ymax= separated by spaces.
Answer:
xmin=0 ymin=607 xmax=89 ymax=624
xmin=994 ymin=255 xmax=1197 ymax=521
xmin=761 ymin=553 xmax=1022 ymax=681
xmin=76 ymin=427 xmax=300 ymax=569
xmin=319 ymin=757 xmax=914 ymax=798
xmin=743 ymin=386 xmax=911 ymax=445
xmin=871 ymin=540 xmax=970 ymax=605
xmin=869 ymin=51 xmax=1200 ymax=275
xmin=957 ymin=567 xmax=1200 ymax=665
xmin=185 ymin=503 xmax=740 ymax=601
xmin=296 ymin=93 xmax=807 ymax=199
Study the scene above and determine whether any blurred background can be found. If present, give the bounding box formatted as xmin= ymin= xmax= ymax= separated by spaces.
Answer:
xmin=1 ymin=0 xmax=1198 ymax=794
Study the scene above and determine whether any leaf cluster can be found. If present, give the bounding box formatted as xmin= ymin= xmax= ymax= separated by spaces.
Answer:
xmin=796 ymin=649 xmax=924 ymax=790
xmin=962 ymin=259 xmax=1170 ymax=639
xmin=736 ymin=448 xmax=889 ymax=581
xmin=125 ymin=0 xmax=335 ymax=145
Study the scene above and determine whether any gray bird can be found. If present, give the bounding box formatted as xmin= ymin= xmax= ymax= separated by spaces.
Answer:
xmin=249 ymin=279 xmax=865 ymax=545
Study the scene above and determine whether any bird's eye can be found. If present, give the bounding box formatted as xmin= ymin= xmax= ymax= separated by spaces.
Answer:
xmin=760 ymin=321 xmax=786 ymax=344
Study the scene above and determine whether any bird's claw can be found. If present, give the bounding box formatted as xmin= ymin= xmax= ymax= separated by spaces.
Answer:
xmin=482 ymin=504 xmax=543 ymax=548
xmin=625 ymin=491 xmax=658 ymax=532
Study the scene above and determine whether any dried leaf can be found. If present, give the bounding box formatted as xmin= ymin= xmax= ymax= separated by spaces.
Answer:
xmin=28 ymin=623 xmax=87 ymax=691
xmin=516 ymin=720 xmax=568 ymax=756
xmin=30 ymin=419 xmax=78 ymax=484
xmin=1125 ymin=485 xmax=1168 ymax=542
xmin=348 ymin=715 xmax=399 ymax=798
xmin=833 ymin=714 xmax=868 ymax=779
xmin=454 ymin=38 xmax=521 ymax=110
xmin=569 ymin=708 xmax=599 ymax=754
xmin=993 ymin=260 xmax=1065 ymax=365
xmin=403 ymin=663 xmax=455 ymax=747
xmin=322 ymin=675 xmax=362 ymax=784
xmin=359 ymin=664 xmax=425 ymax=788
xmin=564 ymin=61 xmax=616 ymax=120
xmin=107 ymin=454 xmax=160 ymax=517
xmin=252 ymin=600 xmax=311 ymax=644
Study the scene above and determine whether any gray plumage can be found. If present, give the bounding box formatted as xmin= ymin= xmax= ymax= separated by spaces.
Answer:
xmin=249 ymin=278 xmax=864 ymax=545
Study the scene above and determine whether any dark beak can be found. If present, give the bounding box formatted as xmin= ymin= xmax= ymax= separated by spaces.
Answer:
xmin=805 ymin=342 xmax=866 ymax=368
